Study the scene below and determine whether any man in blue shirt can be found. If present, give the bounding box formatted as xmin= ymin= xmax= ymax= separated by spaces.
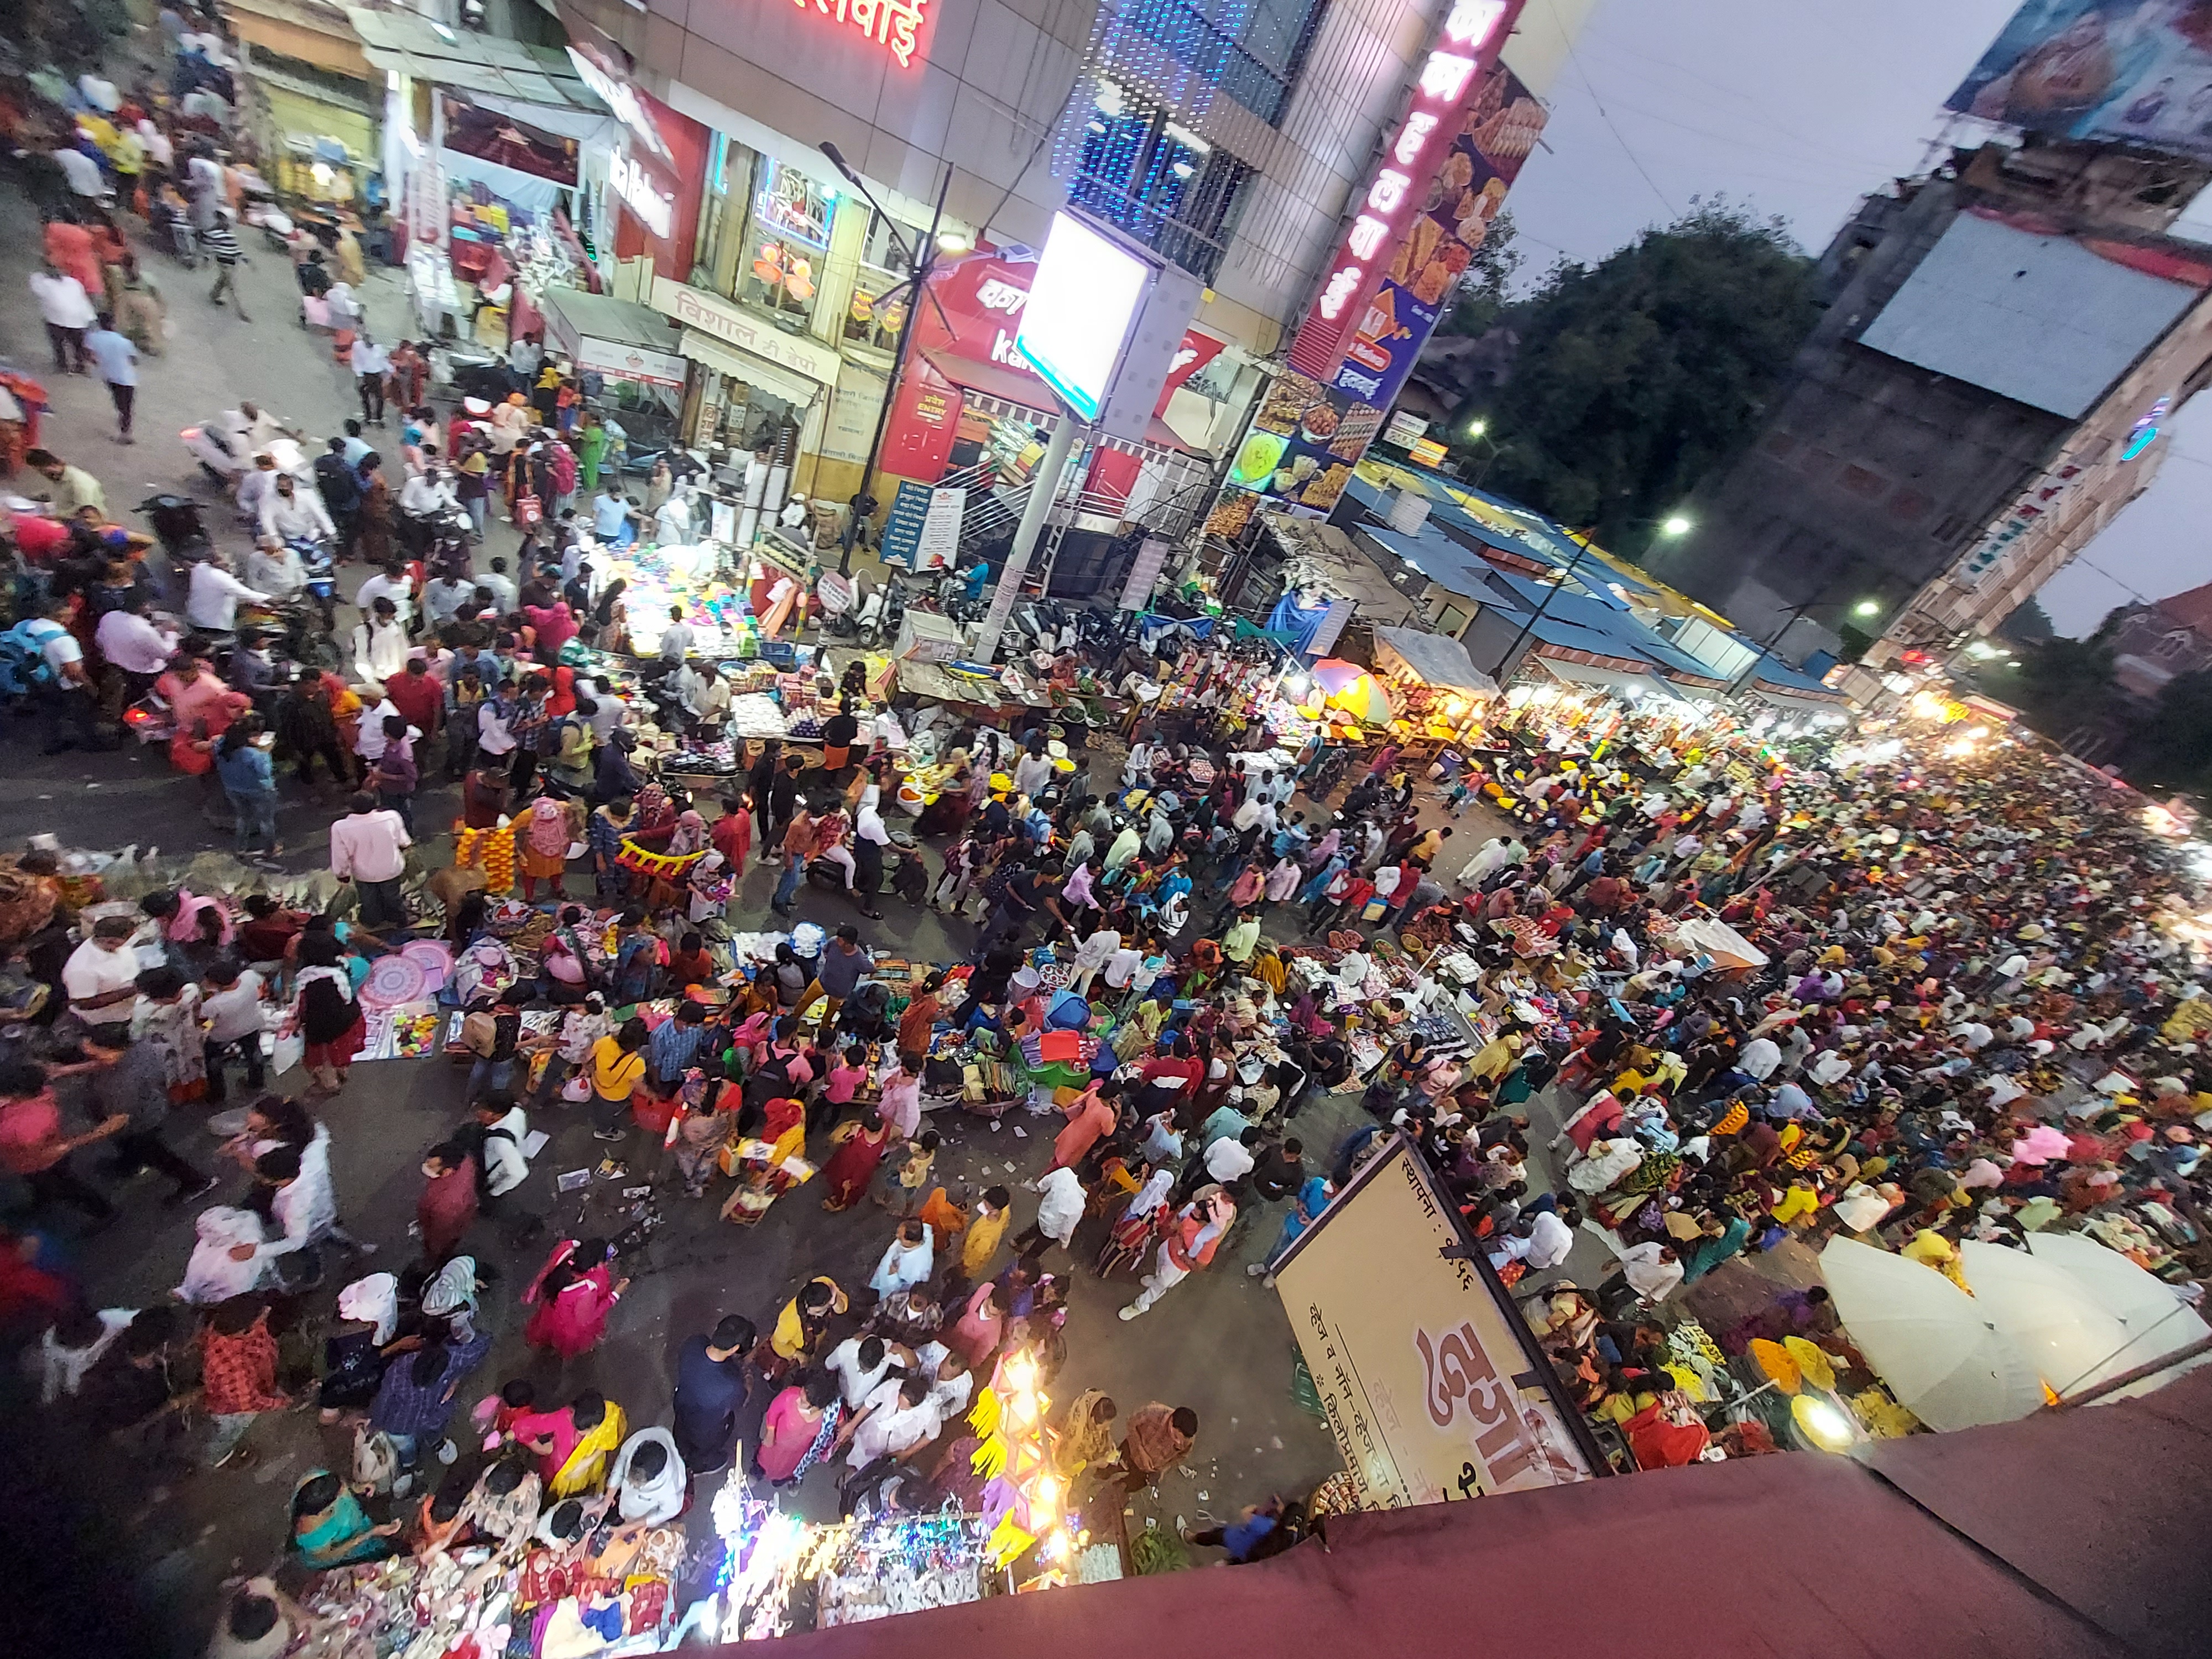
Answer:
xmin=83 ymin=315 xmax=139 ymax=442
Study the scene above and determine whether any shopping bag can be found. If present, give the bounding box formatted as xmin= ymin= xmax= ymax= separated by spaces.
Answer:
xmin=560 ymin=1072 xmax=593 ymax=1103
xmin=1361 ymin=899 xmax=1390 ymax=922
xmin=270 ymin=1008 xmax=305 ymax=1077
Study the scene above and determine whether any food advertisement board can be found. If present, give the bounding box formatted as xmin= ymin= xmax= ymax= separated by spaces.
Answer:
xmin=1212 ymin=58 xmax=1548 ymax=525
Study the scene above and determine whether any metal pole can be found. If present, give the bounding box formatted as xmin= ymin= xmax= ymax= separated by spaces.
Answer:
xmin=843 ymin=164 xmax=951 ymax=576
xmin=973 ymin=415 xmax=1079 ymax=664
xmin=1485 ymin=541 xmax=1588 ymax=681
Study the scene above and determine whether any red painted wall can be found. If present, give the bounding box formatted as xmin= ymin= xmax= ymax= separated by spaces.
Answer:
xmin=610 ymin=90 xmax=708 ymax=279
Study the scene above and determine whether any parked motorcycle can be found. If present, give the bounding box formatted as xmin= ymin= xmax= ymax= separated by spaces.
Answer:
xmin=138 ymin=494 xmax=212 ymax=561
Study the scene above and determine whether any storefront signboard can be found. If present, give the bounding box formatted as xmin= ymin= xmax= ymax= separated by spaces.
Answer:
xmin=880 ymin=479 xmax=933 ymax=568
xmin=1271 ymin=1139 xmax=1598 ymax=1507
xmin=1287 ymin=0 xmax=1523 ymax=383
xmin=610 ymin=149 xmax=674 ymax=238
xmin=575 ymin=336 xmax=688 ymax=390
xmin=916 ymin=487 xmax=964 ymax=570
xmin=1117 ymin=535 xmax=1172 ymax=613
xmin=1212 ymin=53 xmax=1546 ymax=520
xmin=651 ymin=275 xmax=839 ymax=387
xmin=796 ymin=0 xmax=933 ymax=69
xmin=1384 ymin=409 xmax=1430 ymax=448
xmin=567 ymin=43 xmax=668 ymax=160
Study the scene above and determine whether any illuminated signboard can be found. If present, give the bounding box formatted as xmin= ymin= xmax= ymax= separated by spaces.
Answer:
xmin=609 ymin=149 xmax=674 ymax=239
xmin=1286 ymin=0 xmax=1522 ymax=382
xmin=795 ymin=0 xmax=932 ymax=69
xmin=567 ymin=44 xmax=667 ymax=160
xmin=1014 ymin=212 xmax=1152 ymax=421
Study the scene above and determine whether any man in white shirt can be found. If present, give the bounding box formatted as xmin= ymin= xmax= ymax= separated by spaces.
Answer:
xmin=844 ymin=1374 xmax=940 ymax=1470
xmin=353 ymin=694 xmax=400 ymax=764
xmin=657 ymin=607 xmax=695 ymax=662
xmin=62 ymin=916 xmax=144 ymax=1030
xmin=186 ymin=551 xmax=270 ymax=634
xmin=421 ymin=571 xmax=475 ymax=632
xmin=29 ymin=259 xmax=97 ymax=374
xmin=349 ymin=333 xmax=392 ymax=426
xmin=355 ymin=562 xmax=414 ymax=627
xmin=352 ymin=598 xmax=408 ymax=690
xmin=823 ymin=1333 xmax=895 ymax=1410
xmin=251 ymin=1139 xmax=340 ymax=1286
xmin=328 ymin=791 xmax=412 ymax=928
xmin=1736 ymin=1035 xmax=1783 ymax=1082
xmin=201 ymin=962 xmax=268 ymax=1099
xmin=478 ymin=557 xmax=518 ymax=616
xmin=1493 ymin=1204 xmax=1576 ymax=1272
xmin=51 ymin=145 xmax=106 ymax=199
xmin=399 ymin=467 xmax=458 ymax=521
xmin=1613 ymin=1240 xmax=1683 ymax=1303
xmin=246 ymin=536 xmax=307 ymax=601
xmin=258 ymin=473 xmax=335 ymax=544
xmin=1203 ymin=1125 xmax=1259 ymax=1187
xmin=234 ymin=455 xmax=283 ymax=525
xmin=94 ymin=601 xmax=178 ymax=679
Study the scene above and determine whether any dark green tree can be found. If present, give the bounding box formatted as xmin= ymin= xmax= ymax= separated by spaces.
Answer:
xmin=1452 ymin=200 xmax=1817 ymax=550
xmin=2120 ymin=669 xmax=2212 ymax=797
xmin=1996 ymin=596 xmax=2056 ymax=645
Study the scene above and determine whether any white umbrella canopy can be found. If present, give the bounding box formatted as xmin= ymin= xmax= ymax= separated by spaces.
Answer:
xmin=1819 ymin=1238 xmax=2044 ymax=1431
xmin=2026 ymin=1232 xmax=2212 ymax=1390
xmin=1957 ymin=1241 xmax=2135 ymax=1398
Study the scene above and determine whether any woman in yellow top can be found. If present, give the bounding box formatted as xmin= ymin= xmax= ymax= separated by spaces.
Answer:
xmin=762 ymin=1275 xmax=847 ymax=1380
xmin=587 ymin=1017 xmax=649 ymax=1141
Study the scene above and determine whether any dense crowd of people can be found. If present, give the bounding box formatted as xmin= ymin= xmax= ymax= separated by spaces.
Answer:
xmin=1 ymin=4 xmax=2209 ymax=1650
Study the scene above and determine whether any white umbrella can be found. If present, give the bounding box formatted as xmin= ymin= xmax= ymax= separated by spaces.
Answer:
xmin=1957 ymin=1241 xmax=2133 ymax=1397
xmin=1819 ymin=1238 xmax=2044 ymax=1431
xmin=2026 ymin=1232 xmax=2212 ymax=1392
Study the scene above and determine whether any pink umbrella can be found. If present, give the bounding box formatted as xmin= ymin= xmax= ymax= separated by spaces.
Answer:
xmin=1308 ymin=659 xmax=1368 ymax=693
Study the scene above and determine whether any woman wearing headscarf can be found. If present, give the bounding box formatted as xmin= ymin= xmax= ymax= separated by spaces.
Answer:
xmin=520 ymin=1235 xmax=625 ymax=1359
xmin=296 ymin=934 xmax=364 ymax=1098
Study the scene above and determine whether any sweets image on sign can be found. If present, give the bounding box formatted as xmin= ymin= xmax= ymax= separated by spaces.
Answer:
xmin=1256 ymin=372 xmax=1326 ymax=435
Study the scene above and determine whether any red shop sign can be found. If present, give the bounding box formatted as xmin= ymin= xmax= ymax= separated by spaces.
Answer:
xmin=917 ymin=252 xmax=1225 ymax=416
xmin=1286 ymin=0 xmax=1524 ymax=382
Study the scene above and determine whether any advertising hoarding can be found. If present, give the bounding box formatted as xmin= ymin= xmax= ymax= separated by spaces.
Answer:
xmin=1271 ymin=1139 xmax=1599 ymax=1508
xmin=1949 ymin=2 xmax=2212 ymax=164
xmin=1016 ymin=211 xmax=1152 ymax=422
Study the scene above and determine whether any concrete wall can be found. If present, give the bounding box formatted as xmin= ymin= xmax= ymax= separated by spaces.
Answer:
xmin=1647 ymin=174 xmax=2071 ymax=638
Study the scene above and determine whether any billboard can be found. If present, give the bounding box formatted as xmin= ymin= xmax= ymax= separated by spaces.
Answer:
xmin=1271 ymin=1138 xmax=1598 ymax=1507
xmin=1213 ymin=57 xmax=1546 ymax=524
xmin=1948 ymin=2 xmax=2212 ymax=163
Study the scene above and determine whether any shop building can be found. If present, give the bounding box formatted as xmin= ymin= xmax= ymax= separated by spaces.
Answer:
xmin=544 ymin=0 xmax=1592 ymax=540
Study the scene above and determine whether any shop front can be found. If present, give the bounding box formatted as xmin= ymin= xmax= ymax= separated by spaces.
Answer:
xmin=222 ymin=0 xmax=382 ymax=208
xmin=539 ymin=288 xmax=688 ymax=447
xmin=649 ymin=276 xmax=843 ymax=494
xmin=872 ymin=251 xmax=1225 ymax=558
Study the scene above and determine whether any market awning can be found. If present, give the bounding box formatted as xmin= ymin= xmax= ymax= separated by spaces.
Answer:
xmin=1536 ymin=655 xmax=1691 ymax=706
xmin=1371 ymin=625 xmax=1498 ymax=695
xmin=680 ymin=329 xmax=823 ymax=408
xmin=221 ymin=0 xmax=374 ymax=78
xmin=345 ymin=6 xmax=598 ymax=108
xmin=919 ymin=349 xmax=1199 ymax=457
xmin=542 ymin=289 xmax=681 ymax=357
xmin=1747 ymin=683 xmax=1850 ymax=721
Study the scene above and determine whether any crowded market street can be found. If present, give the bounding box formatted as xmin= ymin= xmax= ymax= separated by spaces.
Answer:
xmin=3 ymin=12 xmax=2210 ymax=1659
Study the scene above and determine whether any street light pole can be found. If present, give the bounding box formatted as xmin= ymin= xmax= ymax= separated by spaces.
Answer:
xmin=1485 ymin=517 xmax=1688 ymax=681
xmin=821 ymin=144 xmax=953 ymax=576
xmin=1462 ymin=418 xmax=1502 ymax=488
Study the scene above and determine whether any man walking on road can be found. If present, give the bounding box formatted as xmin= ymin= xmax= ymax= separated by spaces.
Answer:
xmin=29 ymin=257 xmax=96 ymax=373
xmin=204 ymin=208 xmax=248 ymax=320
xmin=351 ymin=333 xmax=392 ymax=427
xmin=84 ymin=315 xmax=140 ymax=444
xmin=330 ymin=791 xmax=413 ymax=929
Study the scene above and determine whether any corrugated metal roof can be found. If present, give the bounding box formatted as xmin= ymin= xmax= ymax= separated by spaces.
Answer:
xmin=344 ymin=7 xmax=595 ymax=108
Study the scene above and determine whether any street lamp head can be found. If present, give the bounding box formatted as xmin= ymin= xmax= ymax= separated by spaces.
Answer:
xmin=818 ymin=142 xmax=860 ymax=185
xmin=1660 ymin=515 xmax=1692 ymax=537
xmin=1467 ymin=419 xmax=1487 ymax=438
xmin=1853 ymin=599 xmax=1881 ymax=618
xmin=936 ymin=231 xmax=971 ymax=253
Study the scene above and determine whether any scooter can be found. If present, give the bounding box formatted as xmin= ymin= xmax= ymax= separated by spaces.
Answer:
xmin=858 ymin=573 xmax=906 ymax=650
xmin=182 ymin=421 xmax=313 ymax=489
xmin=139 ymin=494 xmax=212 ymax=561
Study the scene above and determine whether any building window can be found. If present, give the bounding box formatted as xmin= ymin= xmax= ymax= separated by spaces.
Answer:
xmin=695 ymin=132 xmax=745 ymax=296
xmin=844 ymin=205 xmax=927 ymax=352
xmin=1067 ymin=81 xmax=1251 ymax=282
xmin=740 ymin=156 xmax=833 ymax=322
xmin=1112 ymin=0 xmax=1326 ymax=126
